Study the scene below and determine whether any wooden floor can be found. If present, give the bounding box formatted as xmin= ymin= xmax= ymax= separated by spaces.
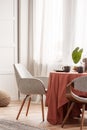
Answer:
xmin=0 ymin=100 xmax=87 ymax=130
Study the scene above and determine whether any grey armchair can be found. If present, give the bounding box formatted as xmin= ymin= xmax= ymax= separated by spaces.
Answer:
xmin=61 ymin=76 xmax=87 ymax=130
xmin=14 ymin=63 xmax=48 ymax=121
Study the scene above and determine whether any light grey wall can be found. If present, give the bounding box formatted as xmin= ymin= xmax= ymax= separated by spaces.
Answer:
xmin=0 ymin=0 xmax=29 ymax=100
xmin=19 ymin=0 xmax=28 ymax=67
xmin=0 ymin=0 xmax=18 ymax=100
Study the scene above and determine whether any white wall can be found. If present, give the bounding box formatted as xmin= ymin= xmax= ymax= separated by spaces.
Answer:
xmin=0 ymin=0 xmax=18 ymax=100
xmin=0 ymin=0 xmax=28 ymax=100
xmin=19 ymin=0 xmax=28 ymax=67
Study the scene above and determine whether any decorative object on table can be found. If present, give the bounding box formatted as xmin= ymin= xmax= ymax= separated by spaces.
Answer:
xmin=73 ymin=66 xmax=78 ymax=72
xmin=77 ymin=66 xmax=83 ymax=73
xmin=82 ymin=58 xmax=87 ymax=72
xmin=62 ymin=66 xmax=70 ymax=72
xmin=72 ymin=47 xmax=83 ymax=73
xmin=73 ymin=66 xmax=83 ymax=73
xmin=54 ymin=66 xmax=70 ymax=72
xmin=0 ymin=90 xmax=10 ymax=107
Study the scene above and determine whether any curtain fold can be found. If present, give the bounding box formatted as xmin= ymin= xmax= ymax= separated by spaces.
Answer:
xmin=28 ymin=0 xmax=34 ymax=74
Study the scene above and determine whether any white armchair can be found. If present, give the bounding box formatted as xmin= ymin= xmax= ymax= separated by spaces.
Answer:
xmin=14 ymin=63 xmax=47 ymax=121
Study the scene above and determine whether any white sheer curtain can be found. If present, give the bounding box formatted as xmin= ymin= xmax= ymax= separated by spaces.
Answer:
xmin=28 ymin=0 xmax=87 ymax=76
xmin=74 ymin=0 xmax=87 ymax=57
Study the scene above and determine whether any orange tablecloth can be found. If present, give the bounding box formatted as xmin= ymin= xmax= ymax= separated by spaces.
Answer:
xmin=46 ymin=72 xmax=87 ymax=125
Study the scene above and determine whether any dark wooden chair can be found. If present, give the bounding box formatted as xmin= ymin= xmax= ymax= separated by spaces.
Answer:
xmin=61 ymin=76 xmax=87 ymax=130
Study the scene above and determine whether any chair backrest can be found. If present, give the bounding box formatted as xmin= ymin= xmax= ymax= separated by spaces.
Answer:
xmin=72 ymin=76 xmax=87 ymax=92
xmin=14 ymin=63 xmax=46 ymax=95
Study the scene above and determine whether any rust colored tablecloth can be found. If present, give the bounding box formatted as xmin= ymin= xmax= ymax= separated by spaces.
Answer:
xmin=46 ymin=72 xmax=87 ymax=125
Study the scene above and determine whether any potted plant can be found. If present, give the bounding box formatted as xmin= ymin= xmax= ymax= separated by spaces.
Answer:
xmin=72 ymin=47 xmax=83 ymax=72
xmin=72 ymin=47 xmax=83 ymax=64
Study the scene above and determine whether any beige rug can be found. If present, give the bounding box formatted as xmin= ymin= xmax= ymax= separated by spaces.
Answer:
xmin=0 ymin=119 xmax=46 ymax=130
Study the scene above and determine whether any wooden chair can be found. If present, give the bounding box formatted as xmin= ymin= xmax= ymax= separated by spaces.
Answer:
xmin=14 ymin=63 xmax=48 ymax=121
xmin=61 ymin=76 xmax=87 ymax=130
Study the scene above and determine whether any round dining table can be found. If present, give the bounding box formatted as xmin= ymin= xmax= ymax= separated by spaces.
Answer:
xmin=46 ymin=71 xmax=87 ymax=125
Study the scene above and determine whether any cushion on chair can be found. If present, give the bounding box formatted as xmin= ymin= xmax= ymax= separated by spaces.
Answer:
xmin=0 ymin=91 xmax=11 ymax=107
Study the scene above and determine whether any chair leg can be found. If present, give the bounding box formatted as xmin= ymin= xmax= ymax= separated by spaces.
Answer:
xmin=80 ymin=104 xmax=85 ymax=130
xmin=16 ymin=95 xmax=29 ymax=120
xmin=41 ymin=95 xmax=44 ymax=121
xmin=26 ymin=96 xmax=31 ymax=116
xmin=61 ymin=102 xmax=75 ymax=128
xmin=67 ymin=102 xmax=71 ymax=110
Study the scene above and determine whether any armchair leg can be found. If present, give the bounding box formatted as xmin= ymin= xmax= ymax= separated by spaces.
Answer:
xmin=61 ymin=102 xmax=75 ymax=128
xmin=41 ymin=95 xmax=44 ymax=121
xmin=16 ymin=95 xmax=29 ymax=120
xmin=80 ymin=104 xmax=85 ymax=130
xmin=26 ymin=96 xmax=31 ymax=116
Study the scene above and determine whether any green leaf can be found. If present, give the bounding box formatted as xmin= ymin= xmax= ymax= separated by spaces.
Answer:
xmin=72 ymin=47 xmax=83 ymax=64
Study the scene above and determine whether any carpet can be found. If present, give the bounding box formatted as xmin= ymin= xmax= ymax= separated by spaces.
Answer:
xmin=0 ymin=119 xmax=46 ymax=130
